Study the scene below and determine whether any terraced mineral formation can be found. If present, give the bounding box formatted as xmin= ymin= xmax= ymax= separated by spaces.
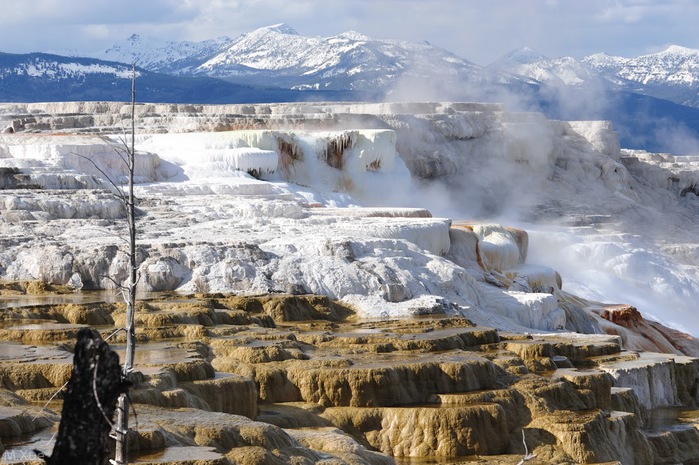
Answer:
xmin=0 ymin=290 xmax=698 ymax=464
xmin=1 ymin=101 xmax=699 ymax=463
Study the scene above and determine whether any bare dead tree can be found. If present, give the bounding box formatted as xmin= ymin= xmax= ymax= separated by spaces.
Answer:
xmin=32 ymin=64 xmax=139 ymax=465
xmin=113 ymin=63 xmax=138 ymax=465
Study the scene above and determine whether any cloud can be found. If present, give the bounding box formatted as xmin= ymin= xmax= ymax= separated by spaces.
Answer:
xmin=2 ymin=0 xmax=699 ymax=65
xmin=0 ymin=0 xmax=201 ymax=53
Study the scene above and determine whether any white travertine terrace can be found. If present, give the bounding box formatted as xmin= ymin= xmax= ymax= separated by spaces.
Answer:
xmin=1 ymin=101 xmax=699 ymax=339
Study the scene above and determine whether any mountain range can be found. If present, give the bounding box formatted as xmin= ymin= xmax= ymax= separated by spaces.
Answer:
xmin=492 ymin=44 xmax=699 ymax=108
xmin=4 ymin=23 xmax=699 ymax=154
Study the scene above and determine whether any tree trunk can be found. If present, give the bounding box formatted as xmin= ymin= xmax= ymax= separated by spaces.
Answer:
xmin=41 ymin=328 xmax=129 ymax=465
xmin=114 ymin=62 xmax=138 ymax=465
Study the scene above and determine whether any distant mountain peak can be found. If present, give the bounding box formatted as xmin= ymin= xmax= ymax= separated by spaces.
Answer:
xmin=336 ymin=30 xmax=371 ymax=41
xmin=489 ymin=46 xmax=549 ymax=68
xmin=661 ymin=44 xmax=696 ymax=55
xmin=585 ymin=52 xmax=615 ymax=59
xmin=259 ymin=23 xmax=298 ymax=35
xmin=191 ymin=24 xmax=486 ymax=91
xmin=98 ymin=34 xmax=232 ymax=74
xmin=515 ymin=46 xmax=541 ymax=56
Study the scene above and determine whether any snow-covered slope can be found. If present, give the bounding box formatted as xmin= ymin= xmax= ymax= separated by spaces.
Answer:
xmin=585 ymin=45 xmax=699 ymax=88
xmin=98 ymin=34 xmax=232 ymax=75
xmin=494 ymin=45 xmax=699 ymax=108
xmin=192 ymin=23 xmax=484 ymax=91
xmin=96 ymin=24 xmax=487 ymax=93
xmin=0 ymin=52 xmax=335 ymax=104
xmin=584 ymin=45 xmax=699 ymax=107
xmin=490 ymin=45 xmax=699 ymax=153
xmin=96 ymin=27 xmax=699 ymax=104
xmin=489 ymin=47 xmax=602 ymax=87
xmin=0 ymin=53 xmax=135 ymax=81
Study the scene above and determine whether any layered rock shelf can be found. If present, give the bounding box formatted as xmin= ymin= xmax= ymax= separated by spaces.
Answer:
xmin=1 ymin=291 xmax=698 ymax=464
xmin=2 ymin=101 xmax=699 ymax=463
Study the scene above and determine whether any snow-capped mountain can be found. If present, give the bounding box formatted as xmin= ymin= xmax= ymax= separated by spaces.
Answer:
xmin=97 ymin=34 xmax=232 ymax=75
xmin=193 ymin=23 xmax=484 ymax=91
xmin=95 ymin=27 xmax=699 ymax=111
xmin=0 ymin=51 xmax=347 ymax=104
xmin=493 ymin=45 xmax=699 ymax=108
xmin=0 ymin=52 xmax=138 ymax=102
xmin=490 ymin=46 xmax=549 ymax=66
xmin=0 ymin=52 xmax=135 ymax=80
xmin=585 ymin=45 xmax=699 ymax=87
xmin=489 ymin=47 xmax=604 ymax=88
xmin=99 ymin=24 xmax=490 ymax=93
xmin=488 ymin=45 xmax=699 ymax=153
xmin=4 ymin=25 xmax=699 ymax=154
xmin=584 ymin=45 xmax=699 ymax=107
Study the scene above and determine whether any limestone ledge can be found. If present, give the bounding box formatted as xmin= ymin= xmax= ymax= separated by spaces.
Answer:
xmin=1 ymin=293 xmax=698 ymax=465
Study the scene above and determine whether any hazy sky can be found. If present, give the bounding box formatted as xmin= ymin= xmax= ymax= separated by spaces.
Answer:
xmin=3 ymin=0 xmax=698 ymax=65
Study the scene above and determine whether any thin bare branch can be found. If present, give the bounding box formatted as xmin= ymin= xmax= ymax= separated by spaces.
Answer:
xmin=104 ymin=328 xmax=126 ymax=342
xmin=128 ymin=397 xmax=138 ymax=431
xmin=92 ymin=355 xmax=117 ymax=432
xmin=100 ymin=274 xmax=127 ymax=292
xmin=71 ymin=152 xmax=127 ymax=204
xmin=109 ymin=143 xmax=130 ymax=172
xmin=517 ymin=429 xmax=537 ymax=465
xmin=32 ymin=381 xmax=69 ymax=422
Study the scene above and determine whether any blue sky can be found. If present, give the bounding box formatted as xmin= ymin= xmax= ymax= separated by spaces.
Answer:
xmin=2 ymin=0 xmax=698 ymax=65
